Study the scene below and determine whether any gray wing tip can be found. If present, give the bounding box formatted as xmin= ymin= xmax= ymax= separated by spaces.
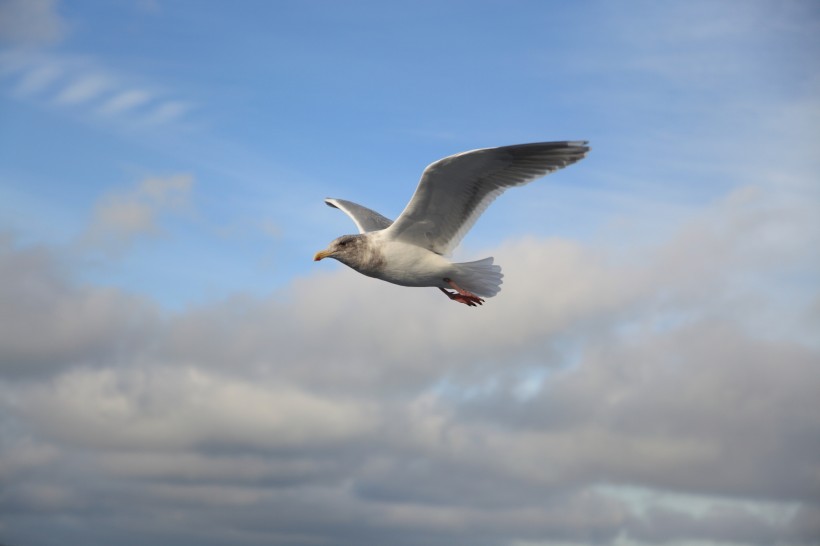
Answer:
xmin=553 ymin=140 xmax=590 ymax=151
xmin=551 ymin=140 xmax=591 ymax=158
xmin=507 ymin=140 xmax=591 ymax=160
xmin=503 ymin=140 xmax=590 ymax=152
xmin=324 ymin=198 xmax=340 ymax=208
xmin=516 ymin=140 xmax=588 ymax=145
xmin=563 ymin=141 xmax=590 ymax=157
xmin=572 ymin=141 xmax=591 ymax=155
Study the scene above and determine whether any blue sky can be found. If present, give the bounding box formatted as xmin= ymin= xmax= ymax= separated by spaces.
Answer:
xmin=1 ymin=1 xmax=819 ymax=546
xmin=6 ymin=0 xmax=810 ymax=308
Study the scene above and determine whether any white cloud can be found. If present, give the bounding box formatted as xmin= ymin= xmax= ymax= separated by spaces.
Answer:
xmin=53 ymin=72 xmax=111 ymax=104
xmin=0 ymin=51 xmax=195 ymax=128
xmin=82 ymin=174 xmax=194 ymax=251
xmin=0 ymin=0 xmax=195 ymax=129
xmin=13 ymin=60 xmax=62 ymax=95
xmin=98 ymin=88 xmax=152 ymax=115
xmin=143 ymin=100 xmax=194 ymax=125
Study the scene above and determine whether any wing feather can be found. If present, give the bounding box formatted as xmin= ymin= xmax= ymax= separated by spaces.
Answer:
xmin=383 ymin=141 xmax=589 ymax=254
xmin=325 ymin=198 xmax=393 ymax=233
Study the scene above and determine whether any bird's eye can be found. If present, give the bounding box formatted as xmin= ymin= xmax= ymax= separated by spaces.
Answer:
xmin=339 ymin=241 xmax=347 ymax=247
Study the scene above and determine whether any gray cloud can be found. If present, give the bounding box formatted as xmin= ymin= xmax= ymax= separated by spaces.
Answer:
xmin=1 ymin=176 xmax=818 ymax=546
xmin=0 ymin=234 xmax=161 ymax=378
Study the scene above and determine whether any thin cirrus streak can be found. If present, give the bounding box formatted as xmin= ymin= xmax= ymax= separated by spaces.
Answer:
xmin=53 ymin=73 xmax=111 ymax=105
xmin=13 ymin=62 xmax=62 ymax=95
xmin=98 ymin=89 xmax=153 ymax=115
xmin=0 ymin=50 xmax=192 ymax=127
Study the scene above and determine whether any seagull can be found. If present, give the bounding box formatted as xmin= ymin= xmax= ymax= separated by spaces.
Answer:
xmin=314 ymin=141 xmax=589 ymax=306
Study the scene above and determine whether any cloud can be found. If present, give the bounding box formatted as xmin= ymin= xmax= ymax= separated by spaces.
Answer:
xmin=98 ymin=89 xmax=153 ymax=115
xmin=0 ymin=173 xmax=817 ymax=545
xmin=82 ymin=174 xmax=194 ymax=252
xmin=627 ymin=504 xmax=795 ymax=545
xmin=0 ymin=1 xmax=197 ymax=129
xmin=0 ymin=0 xmax=65 ymax=46
xmin=0 ymin=51 xmax=196 ymax=128
xmin=12 ymin=58 xmax=62 ymax=94
xmin=143 ymin=100 xmax=194 ymax=125
xmin=18 ymin=367 xmax=376 ymax=452
xmin=53 ymin=72 xmax=111 ymax=104
xmin=0 ymin=234 xmax=161 ymax=379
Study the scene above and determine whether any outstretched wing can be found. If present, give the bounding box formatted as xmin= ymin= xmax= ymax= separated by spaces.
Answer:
xmin=383 ymin=141 xmax=589 ymax=255
xmin=325 ymin=198 xmax=393 ymax=233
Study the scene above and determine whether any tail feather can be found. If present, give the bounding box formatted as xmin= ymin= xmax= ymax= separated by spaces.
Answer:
xmin=453 ymin=257 xmax=503 ymax=298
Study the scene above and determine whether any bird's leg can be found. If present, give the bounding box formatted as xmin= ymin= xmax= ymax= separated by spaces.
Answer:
xmin=440 ymin=278 xmax=484 ymax=306
xmin=439 ymin=287 xmax=481 ymax=306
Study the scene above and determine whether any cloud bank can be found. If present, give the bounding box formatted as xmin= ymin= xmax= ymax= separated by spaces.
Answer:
xmin=1 ymin=179 xmax=817 ymax=546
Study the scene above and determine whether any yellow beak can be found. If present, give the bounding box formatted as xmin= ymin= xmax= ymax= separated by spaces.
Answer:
xmin=313 ymin=249 xmax=332 ymax=261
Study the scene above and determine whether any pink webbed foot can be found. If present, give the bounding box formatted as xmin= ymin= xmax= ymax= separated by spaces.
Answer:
xmin=438 ymin=287 xmax=484 ymax=306
xmin=439 ymin=278 xmax=485 ymax=307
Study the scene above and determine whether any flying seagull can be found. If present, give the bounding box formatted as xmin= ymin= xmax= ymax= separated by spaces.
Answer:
xmin=314 ymin=141 xmax=589 ymax=306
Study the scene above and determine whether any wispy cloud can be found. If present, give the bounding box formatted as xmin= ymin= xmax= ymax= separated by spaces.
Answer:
xmin=98 ymin=89 xmax=152 ymax=115
xmin=81 ymin=174 xmax=194 ymax=252
xmin=53 ymin=72 xmax=111 ymax=105
xmin=142 ymin=99 xmax=194 ymax=125
xmin=0 ymin=0 xmax=65 ymax=46
xmin=0 ymin=0 xmax=201 ymax=134
xmin=0 ymin=50 xmax=197 ymax=128
xmin=1 ymin=24 xmax=197 ymax=133
xmin=13 ymin=60 xmax=62 ymax=95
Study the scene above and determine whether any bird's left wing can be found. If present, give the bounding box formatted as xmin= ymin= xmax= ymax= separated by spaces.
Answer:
xmin=383 ymin=141 xmax=589 ymax=255
xmin=325 ymin=198 xmax=393 ymax=233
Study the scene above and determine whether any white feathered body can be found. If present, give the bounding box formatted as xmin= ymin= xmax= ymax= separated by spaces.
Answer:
xmin=354 ymin=232 xmax=503 ymax=297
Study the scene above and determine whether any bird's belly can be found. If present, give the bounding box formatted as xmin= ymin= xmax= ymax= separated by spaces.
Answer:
xmin=373 ymin=243 xmax=452 ymax=288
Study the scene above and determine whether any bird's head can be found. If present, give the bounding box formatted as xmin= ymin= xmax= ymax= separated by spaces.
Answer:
xmin=313 ymin=234 xmax=366 ymax=267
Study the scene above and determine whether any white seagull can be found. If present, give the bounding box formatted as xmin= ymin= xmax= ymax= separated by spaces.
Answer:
xmin=314 ymin=141 xmax=589 ymax=306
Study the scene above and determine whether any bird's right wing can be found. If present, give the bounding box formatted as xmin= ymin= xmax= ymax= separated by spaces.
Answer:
xmin=383 ymin=141 xmax=589 ymax=255
xmin=325 ymin=198 xmax=393 ymax=233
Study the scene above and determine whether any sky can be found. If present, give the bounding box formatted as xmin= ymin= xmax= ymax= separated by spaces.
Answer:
xmin=0 ymin=1 xmax=819 ymax=545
